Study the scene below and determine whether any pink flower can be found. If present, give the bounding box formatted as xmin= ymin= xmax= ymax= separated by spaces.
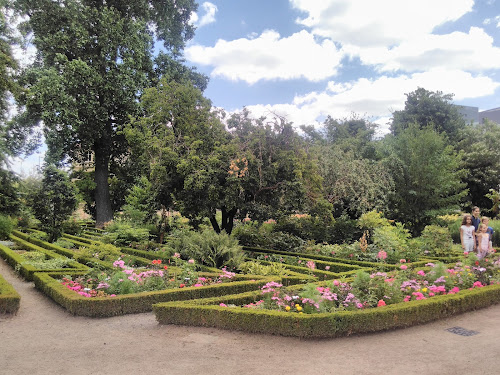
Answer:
xmin=448 ymin=287 xmax=460 ymax=294
xmin=188 ymin=259 xmax=195 ymax=264
xmin=306 ymin=260 xmax=316 ymax=270
xmin=325 ymin=266 xmax=330 ymax=270
xmin=417 ymin=270 xmax=426 ymax=276
xmin=333 ymin=280 xmax=340 ymax=286
xmin=403 ymin=295 xmax=411 ymax=302
xmin=400 ymin=265 xmax=408 ymax=270
xmin=219 ymin=303 xmax=227 ymax=307
xmin=377 ymin=251 xmax=387 ymax=260
xmin=400 ymin=259 xmax=406 ymax=263
xmin=377 ymin=300 xmax=386 ymax=307
xmin=473 ymin=281 xmax=483 ymax=288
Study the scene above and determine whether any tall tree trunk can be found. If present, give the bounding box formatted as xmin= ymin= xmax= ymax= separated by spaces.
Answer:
xmin=221 ymin=207 xmax=237 ymax=235
xmin=94 ymin=143 xmax=113 ymax=228
xmin=209 ymin=215 xmax=221 ymax=234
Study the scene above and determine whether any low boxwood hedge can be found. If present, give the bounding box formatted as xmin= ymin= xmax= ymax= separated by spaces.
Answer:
xmin=154 ymin=283 xmax=500 ymax=338
xmin=33 ymin=271 xmax=278 ymax=317
xmin=0 ymin=273 xmax=20 ymax=314
xmin=0 ymin=240 xmax=89 ymax=281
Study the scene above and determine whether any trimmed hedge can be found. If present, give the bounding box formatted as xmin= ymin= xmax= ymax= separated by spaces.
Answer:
xmin=154 ymin=283 xmax=500 ymax=338
xmin=243 ymin=246 xmax=429 ymax=271
xmin=0 ymin=273 xmax=21 ymax=314
xmin=0 ymin=240 xmax=88 ymax=281
xmin=12 ymin=230 xmax=154 ymax=270
xmin=33 ymin=271 xmax=277 ymax=317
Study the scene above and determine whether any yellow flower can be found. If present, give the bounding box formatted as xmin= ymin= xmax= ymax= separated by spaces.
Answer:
xmin=422 ymin=288 xmax=428 ymax=293
xmin=285 ymin=306 xmax=291 ymax=311
xmin=299 ymin=312 xmax=303 ymax=314
xmin=296 ymin=305 xmax=303 ymax=312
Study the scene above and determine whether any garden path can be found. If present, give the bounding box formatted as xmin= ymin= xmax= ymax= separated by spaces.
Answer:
xmin=0 ymin=257 xmax=499 ymax=375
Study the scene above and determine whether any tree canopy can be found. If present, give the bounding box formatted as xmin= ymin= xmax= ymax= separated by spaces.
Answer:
xmin=13 ymin=0 xmax=202 ymax=226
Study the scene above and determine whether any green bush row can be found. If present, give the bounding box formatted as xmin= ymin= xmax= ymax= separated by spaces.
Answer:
xmin=0 ymin=273 xmax=21 ymax=314
xmin=0 ymin=240 xmax=88 ymax=281
xmin=154 ymin=283 xmax=500 ymax=338
xmin=13 ymin=230 xmax=156 ymax=270
xmin=243 ymin=246 xmax=430 ymax=271
xmin=33 ymin=271 xmax=277 ymax=317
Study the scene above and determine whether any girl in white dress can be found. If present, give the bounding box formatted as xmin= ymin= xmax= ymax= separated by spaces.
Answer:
xmin=460 ymin=214 xmax=475 ymax=253
xmin=476 ymin=224 xmax=492 ymax=260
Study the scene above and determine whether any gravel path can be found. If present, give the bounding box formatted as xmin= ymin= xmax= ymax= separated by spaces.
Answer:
xmin=1 ymin=257 xmax=499 ymax=375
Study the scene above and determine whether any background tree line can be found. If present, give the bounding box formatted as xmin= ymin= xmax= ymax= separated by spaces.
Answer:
xmin=1 ymin=0 xmax=500 ymax=238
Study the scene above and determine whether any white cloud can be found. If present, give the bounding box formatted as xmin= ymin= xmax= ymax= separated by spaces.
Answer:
xmin=290 ymin=0 xmax=474 ymax=47
xmin=350 ymin=27 xmax=500 ymax=73
xmin=190 ymin=2 xmax=218 ymax=28
xmin=185 ymin=30 xmax=344 ymax=84
xmin=243 ymin=69 xmax=500 ymax=128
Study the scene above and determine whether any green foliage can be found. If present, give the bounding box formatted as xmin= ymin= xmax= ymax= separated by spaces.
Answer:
xmin=15 ymin=0 xmax=199 ymax=225
xmin=16 ymin=250 xmax=73 ymax=270
xmin=78 ymin=243 xmax=123 ymax=262
xmin=52 ymin=238 xmax=75 ymax=249
xmin=101 ymin=221 xmax=150 ymax=246
xmin=0 ymin=213 xmax=13 ymax=239
xmin=457 ymin=120 xmax=500 ymax=212
xmin=31 ymin=165 xmax=78 ymax=241
xmin=239 ymin=261 xmax=289 ymax=276
xmin=419 ymin=225 xmax=453 ymax=257
xmin=383 ymin=125 xmax=467 ymax=235
xmin=167 ymin=229 xmax=244 ymax=269
xmin=371 ymin=224 xmax=413 ymax=262
xmin=358 ymin=210 xmax=390 ymax=231
xmin=122 ymin=176 xmax=157 ymax=224
xmin=485 ymin=188 xmax=500 ymax=219
xmin=0 ymin=169 xmax=20 ymax=215
xmin=390 ymin=87 xmax=466 ymax=142
xmin=61 ymin=219 xmax=82 ymax=236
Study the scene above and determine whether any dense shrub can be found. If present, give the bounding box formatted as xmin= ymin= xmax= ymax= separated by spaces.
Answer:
xmin=0 ymin=214 xmax=14 ymax=240
xmin=167 ymin=229 xmax=244 ymax=269
xmin=419 ymin=225 xmax=454 ymax=257
xmin=62 ymin=219 xmax=82 ymax=236
xmin=102 ymin=221 xmax=150 ymax=246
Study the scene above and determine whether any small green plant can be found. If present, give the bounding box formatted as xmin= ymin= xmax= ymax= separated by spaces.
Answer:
xmin=78 ymin=243 xmax=123 ymax=262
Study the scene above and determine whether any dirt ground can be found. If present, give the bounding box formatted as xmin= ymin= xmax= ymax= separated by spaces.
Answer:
xmin=1 ymin=257 xmax=500 ymax=375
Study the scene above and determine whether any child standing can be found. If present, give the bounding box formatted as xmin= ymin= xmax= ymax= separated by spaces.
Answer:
xmin=481 ymin=216 xmax=494 ymax=250
xmin=476 ymin=223 xmax=493 ymax=259
xmin=460 ymin=214 xmax=476 ymax=253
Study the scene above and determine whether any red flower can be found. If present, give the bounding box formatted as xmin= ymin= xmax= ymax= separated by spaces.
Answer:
xmin=164 ymin=265 xmax=168 ymax=270
xmin=157 ymin=259 xmax=162 ymax=265
xmin=377 ymin=300 xmax=386 ymax=307
xmin=179 ymin=284 xmax=185 ymax=288
xmin=475 ymin=261 xmax=479 ymax=266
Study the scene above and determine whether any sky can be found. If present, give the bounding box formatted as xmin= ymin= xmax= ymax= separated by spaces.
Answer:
xmin=187 ymin=0 xmax=500 ymax=130
xmin=9 ymin=0 xmax=500 ymax=175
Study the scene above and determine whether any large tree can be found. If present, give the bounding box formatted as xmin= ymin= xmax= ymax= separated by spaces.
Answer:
xmin=390 ymin=87 xmax=466 ymax=143
xmin=126 ymin=84 xmax=322 ymax=234
xmin=13 ymin=0 xmax=200 ymax=226
xmin=383 ymin=124 xmax=467 ymax=234
xmin=458 ymin=119 xmax=500 ymax=211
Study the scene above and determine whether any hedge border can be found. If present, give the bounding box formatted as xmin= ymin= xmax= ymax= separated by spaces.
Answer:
xmin=243 ymin=246 xmax=430 ymax=270
xmin=12 ymin=230 xmax=155 ymax=270
xmin=33 ymin=271 xmax=278 ymax=317
xmin=0 ymin=240 xmax=88 ymax=281
xmin=154 ymin=283 xmax=500 ymax=338
xmin=0 ymin=273 xmax=21 ymax=314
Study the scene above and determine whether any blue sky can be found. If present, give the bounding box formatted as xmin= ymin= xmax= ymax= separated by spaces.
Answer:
xmin=9 ymin=0 xmax=500 ymax=175
xmin=187 ymin=0 xmax=500 ymax=131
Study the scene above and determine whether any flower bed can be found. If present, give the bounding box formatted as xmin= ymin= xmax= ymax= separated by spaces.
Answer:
xmin=154 ymin=255 xmax=500 ymax=337
xmin=33 ymin=270 xmax=277 ymax=317
xmin=0 ymin=273 xmax=20 ymax=314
